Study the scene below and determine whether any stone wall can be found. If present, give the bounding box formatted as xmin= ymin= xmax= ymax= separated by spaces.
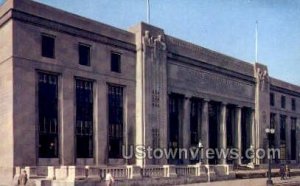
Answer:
xmin=0 ymin=18 xmax=14 ymax=185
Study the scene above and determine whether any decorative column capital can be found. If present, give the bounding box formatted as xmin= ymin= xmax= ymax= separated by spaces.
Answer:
xmin=221 ymin=102 xmax=227 ymax=106
xmin=203 ymin=98 xmax=210 ymax=103
xmin=236 ymin=105 xmax=242 ymax=109
xmin=184 ymin=94 xmax=192 ymax=100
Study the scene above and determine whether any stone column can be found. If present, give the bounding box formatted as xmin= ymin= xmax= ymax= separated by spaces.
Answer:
xmin=297 ymin=118 xmax=300 ymax=163
xmin=201 ymin=99 xmax=209 ymax=165
xmin=182 ymin=96 xmax=191 ymax=164
xmin=250 ymin=109 xmax=256 ymax=164
xmin=219 ymin=103 xmax=227 ymax=165
xmin=235 ymin=106 xmax=242 ymax=165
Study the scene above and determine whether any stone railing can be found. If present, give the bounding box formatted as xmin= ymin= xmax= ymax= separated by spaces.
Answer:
xmin=141 ymin=165 xmax=165 ymax=178
xmin=15 ymin=164 xmax=209 ymax=181
xmin=176 ymin=165 xmax=196 ymax=176
xmin=99 ymin=166 xmax=130 ymax=180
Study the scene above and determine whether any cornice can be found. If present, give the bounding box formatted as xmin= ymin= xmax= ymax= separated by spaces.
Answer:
xmin=9 ymin=9 xmax=136 ymax=53
xmin=270 ymin=84 xmax=300 ymax=98
xmin=167 ymin=52 xmax=256 ymax=84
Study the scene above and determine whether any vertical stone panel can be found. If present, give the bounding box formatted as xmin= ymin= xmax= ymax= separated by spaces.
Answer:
xmin=13 ymin=64 xmax=36 ymax=166
xmin=250 ymin=109 xmax=256 ymax=164
xmin=235 ymin=106 xmax=242 ymax=165
xmin=219 ymin=103 xmax=227 ymax=165
xmin=182 ymin=97 xmax=191 ymax=164
xmin=130 ymin=24 xmax=167 ymax=166
xmin=254 ymin=63 xmax=270 ymax=165
xmin=0 ymin=59 xmax=14 ymax=185
xmin=96 ymin=81 xmax=108 ymax=165
xmin=60 ymin=72 xmax=75 ymax=165
xmin=201 ymin=99 xmax=209 ymax=165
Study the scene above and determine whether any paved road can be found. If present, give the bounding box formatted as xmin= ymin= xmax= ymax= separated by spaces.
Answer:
xmin=177 ymin=176 xmax=300 ymax=186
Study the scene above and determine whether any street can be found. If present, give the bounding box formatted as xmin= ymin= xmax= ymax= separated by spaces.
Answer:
xmin=177 ymin=176 xmax=300 ymax=186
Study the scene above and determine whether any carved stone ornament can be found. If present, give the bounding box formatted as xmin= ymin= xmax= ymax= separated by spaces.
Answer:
xmin=256 ymin=67 xmax=269 ymax=91
xmin=143 ymin=30 xmax=154 ymax=46
xmin=154 ymin=34 xmax=166 ymax=51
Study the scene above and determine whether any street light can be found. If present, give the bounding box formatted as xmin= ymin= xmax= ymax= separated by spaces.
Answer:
xmin=85 ymin=165 xmax=89 ymax=179
xmin=265 ymin=127 xmax=275 ymax=186
xmin=198 ymin=140 xmax=203 ymax=165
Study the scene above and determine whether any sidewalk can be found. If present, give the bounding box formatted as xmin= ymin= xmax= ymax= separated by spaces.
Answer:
xmin=177 ymin=176 xmax=300 ymax=186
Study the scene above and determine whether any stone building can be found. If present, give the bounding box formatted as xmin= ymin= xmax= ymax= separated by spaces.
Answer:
xmin=0 ymin=0 xmax=299 ymax=185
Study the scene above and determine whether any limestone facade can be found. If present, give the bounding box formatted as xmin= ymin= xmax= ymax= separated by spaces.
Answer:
xmin=0 ymin=0 xmax=299 ymax=184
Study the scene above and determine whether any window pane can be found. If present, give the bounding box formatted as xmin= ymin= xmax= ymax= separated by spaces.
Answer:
xmin=79 ymin=44 xmax=90 ymax=66
xmin=108 ymin=85 xmax=123 ymax=158
xmin=292 ymin=98 xmax=296 ymax=111
xmin=281 ymin=96 xmax=286 ymax=109
xmin=270 ymin=93 xmax=274 ymax=106
xmin=41 ymin=35 xmax=55 ymax=58
xmin=38 ymin=72 xmax=58 ymax=158
xmin=111 ymin=53 xmax=121 ymax=73
xmin=75 ymin=79 xmax=93 ymax=158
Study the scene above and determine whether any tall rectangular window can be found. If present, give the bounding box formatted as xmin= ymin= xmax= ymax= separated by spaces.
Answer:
xmin=226 ymin=105 xmax=235 ymax=150
xmin=190 ymin=99 xmax=201 ymax=147
xmin=270 ymin=93 xmax=275 ymax=106
xmin=280 ymin=115 xmax=286 ymax=160
xmin=280 ymin=115 xmax=286 ymax=141
xmin=291 ymin=117 xmax=297 ymax=160
xmin=111 ymin=52 xmax=121 ymax=73
xmin=168 ymin=94 xmax=182 ymax=164
xmin=270 ymin=113 xmax=276 ymax=148
xmin=38 ymin=72 xmax=58 ymax=158
xmin=292 ymin=98 xmax=296 ymax=111
xmin=281 ymin=96 xmax=286 ymax=109
xmin=75 ymin=79 xmax=93 ymax=158
xmin=108 ymin=85 xmax=124 ymax=158
xmin=79 ymin=44 xmax=90 ymax=66
xmin=41 ymin=34 xmax=55 ymax=58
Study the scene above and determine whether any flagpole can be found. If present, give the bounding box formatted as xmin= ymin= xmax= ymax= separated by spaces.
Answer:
xmin=147 ymin=0 xmax=150 ymax=24
xmin=255 ymin=21 xmax=258 ymax=63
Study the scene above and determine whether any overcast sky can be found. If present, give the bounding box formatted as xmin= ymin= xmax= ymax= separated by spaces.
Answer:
xmin=1 ymin=0 xmax=300 ymax=85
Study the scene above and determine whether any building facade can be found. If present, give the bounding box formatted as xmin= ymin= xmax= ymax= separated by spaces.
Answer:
xmin=0 ymin=0 xmax=299 ymax=184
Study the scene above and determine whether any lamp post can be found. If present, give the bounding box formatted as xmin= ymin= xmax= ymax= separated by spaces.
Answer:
xmin=85 ymin=165 xmax=89 ymax=179
xmin=265 ymin=128 xmax=275 ymax=186
xmin=198 ymin=140 xmax=203 ymax=165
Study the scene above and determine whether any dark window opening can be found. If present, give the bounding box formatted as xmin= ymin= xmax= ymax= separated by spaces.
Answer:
xmin=291 ymin=118 xmax=297 ymax=160
xmin=190 ymin=99 xmax=201 ymax=146
xmin=292 ymin=98 xmax=296 ymax=111
xmin=208 ymin=101 xmax=220 ymax=165
xmin=41 ymin=34 xmax=55 ymax=58
xmin=280 ymin=115 xmax=286 ymax=141
xmin=38 ymin=72 xmax=58 ymax=158
xmin=280 ymin=115 xmax=286 ymax=160
xmin=226 ymin=105 xmax=236 ymax=164
xmin=270 ymin=93 xmax=275 ymax=106
xmin=270 ymin=113 xmax=276 ymax=148
xmin=111 ymin=52 xmax=121 ymax=73
xmin=108 ymin=85 xmax=124 ymax=158
xmin=168 ymin=94 xmax=182 ymax=164
xmin=79 ymin=44 xmax=90 ymax=66
xmin=281 ymin=96 xmax=286 ymax=109
xmin=75 ymin=79 xmax=93 ymax=158
xmin=241 ymin=107 xmax=251 ymax=164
